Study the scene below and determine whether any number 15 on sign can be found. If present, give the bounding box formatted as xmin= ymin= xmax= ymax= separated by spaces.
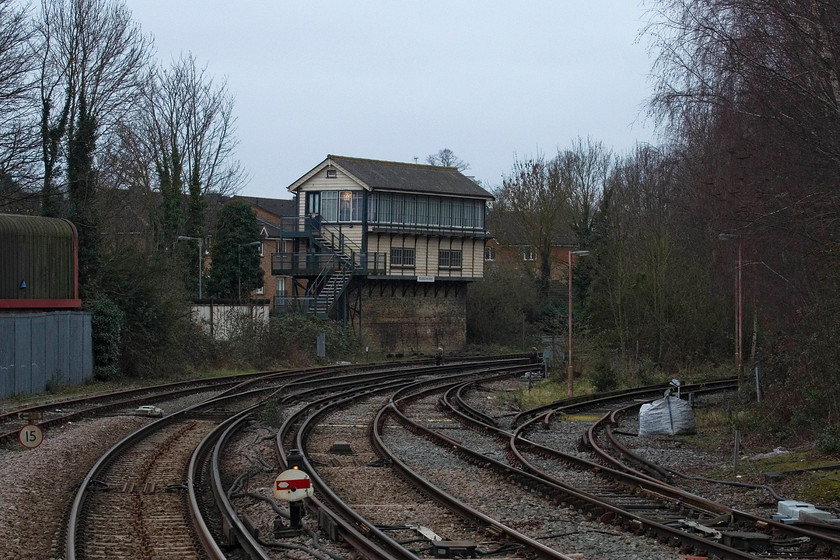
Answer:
xmin=19 ymin=424 xmax=44 ymax=449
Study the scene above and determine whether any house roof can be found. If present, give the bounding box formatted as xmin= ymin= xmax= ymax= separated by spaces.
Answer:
xmin=289 ymin=155 xmax=495 ymax=200
xmin=257 ymin=217 xmax=283 ymax=238
xmin=233 ymin=195 xmax=295 ymax=219
xmin=486 ymin=206 xmax=575 ymax=246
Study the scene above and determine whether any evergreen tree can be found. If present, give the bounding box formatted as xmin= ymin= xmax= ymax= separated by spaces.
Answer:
xmin=67 ymin=95 xmax=100 ymax=293
xmin=186 ymin=162 xmax=205 ymax=237
xmin=206 ymin=201 xmax=262 ymax=300
xmin=157 ymin=142 xmax=184 ymax=246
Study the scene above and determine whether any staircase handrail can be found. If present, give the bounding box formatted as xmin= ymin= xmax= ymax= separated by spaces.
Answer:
xmin=316 ymin=221 xmax=365 ymax=267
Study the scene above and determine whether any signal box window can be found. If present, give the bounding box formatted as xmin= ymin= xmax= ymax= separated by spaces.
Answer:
xmin=391 ymin=247 xmax=415 ymax=268
xmin=439 ymin=249 xmax=462 ymax=269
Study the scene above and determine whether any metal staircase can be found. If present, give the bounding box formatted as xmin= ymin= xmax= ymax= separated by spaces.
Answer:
xmin=308 ymin=224 xmax=359 ymax=318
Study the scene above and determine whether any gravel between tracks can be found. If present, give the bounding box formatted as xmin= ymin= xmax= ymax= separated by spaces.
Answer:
xmin=2 ymin=381 xmax=837 ymax=560
xmin=0 ymin=416 xmax=151 ymax=559
xmin=0 ymin=390 xmax=220 ymax=560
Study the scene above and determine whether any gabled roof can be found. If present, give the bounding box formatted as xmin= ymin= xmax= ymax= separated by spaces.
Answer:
xmin=257 ymin=217 xmax=283 ymax=239
xmin=233 ymin=195 xmax=295 ymax=219
xmin=486 ymin=206 xmax=575 ymax=246
xmin=288 ymin=155 xmax=495 ymax=200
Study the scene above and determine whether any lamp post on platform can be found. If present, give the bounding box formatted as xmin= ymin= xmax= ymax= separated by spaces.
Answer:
xmin=177 ymin=235 xmax=203 ymax=299
xmin=568 ymin=249 xmax=589 ymax=397
xmin=719 ymin=233 xmax=743 ymax=383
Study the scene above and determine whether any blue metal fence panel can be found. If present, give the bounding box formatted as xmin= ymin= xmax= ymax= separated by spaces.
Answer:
xmin=69 ymin=313 xmax=84 ymax=387
xmin=30 ymin=314 xmax=46 ymax=392
xmin=14 ymin=316 xmax=31 ymax=394
xmin=0 ymin=319 xmax=14 ymax=397
xmin=0 ymin=311 xmax=92 ymax=398
xmin=57 ymin=312 xmax=71 ymax=385
xmin=81 ymin=314 xmax=92 ymax=383
xmin=44 ymin=314 xmax=58 ymax=386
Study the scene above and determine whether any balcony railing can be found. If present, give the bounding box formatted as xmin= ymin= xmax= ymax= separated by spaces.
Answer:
xmin=271 ymin=252 xmax=386 ymax=276
xmin=275 ymin=215 xmax=319 ymax=237
xmin=273 ymin=296 xmax=314 ymax=314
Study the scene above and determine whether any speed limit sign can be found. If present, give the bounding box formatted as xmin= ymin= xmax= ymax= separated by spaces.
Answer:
xmin=18 ymin=424 xmax=44 ymax=449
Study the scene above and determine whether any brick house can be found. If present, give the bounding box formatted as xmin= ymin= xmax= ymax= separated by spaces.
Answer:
xmin=485 ymin=240 xmax=576 ymax=283
xmin=232 ymin=196 xmax=295 ymax=305
xmin=484 ymin=209 xmax=578 ymax=290
xmin=271 ymin=155 xmax=494 ymax=354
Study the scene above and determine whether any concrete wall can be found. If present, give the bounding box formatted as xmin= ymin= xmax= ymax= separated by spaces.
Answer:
xmin=190 ymin=301 xmax=270 ymax=340
xmin=359 ymin=279 xmax=467 ymax=355
xmin=0 ymin=311 xmax=93 ymax=398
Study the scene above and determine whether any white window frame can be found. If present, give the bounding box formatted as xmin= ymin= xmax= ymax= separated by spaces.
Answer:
xmin=522 ymin=247 xmax=536 ymax=261
xmin=391 ymin=247 xmax=416 ymax=268
xmin=439 ymin=249 xmax=462 ymax=269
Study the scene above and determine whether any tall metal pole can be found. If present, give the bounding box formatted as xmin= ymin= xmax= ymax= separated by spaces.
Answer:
xmin=718 ymin=232 xmax=742 ymax=381
xmin=198 ymin=238 xmax=203 ymax=299
xmin=568 ymin=249 xmax=574 ymax=397
xmin=737 ymin=236 xmax=743 ymax=383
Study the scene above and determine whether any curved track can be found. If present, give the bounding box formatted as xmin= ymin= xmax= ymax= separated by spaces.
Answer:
xmin=44 ymin=358 xmax=837 ymax=559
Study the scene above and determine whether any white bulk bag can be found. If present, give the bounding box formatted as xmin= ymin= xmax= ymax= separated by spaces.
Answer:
xmin=638 ymin=391 xmax=696 ymax=436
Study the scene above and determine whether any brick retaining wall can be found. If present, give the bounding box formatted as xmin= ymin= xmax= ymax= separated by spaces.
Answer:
xmin=360 ymin=280 xmax=466 ymax=355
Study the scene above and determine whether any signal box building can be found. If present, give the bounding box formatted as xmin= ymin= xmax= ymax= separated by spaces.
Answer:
xmin=272 ymin=155 xmax=494 ymax=354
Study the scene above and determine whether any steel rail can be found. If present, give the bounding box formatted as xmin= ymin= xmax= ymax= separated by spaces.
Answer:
xmin=428 ymin=381 xmax=761 ymax=559
xmin=276 ymin=358 xmax=531 ymax=467
xmin=293 ymin=380 xmax=423 ymax=559
xmin=502 ymin=384 xmax=840 ymax=558
xmin=188 ymin=406 xmax=257 ymax=559
xmin=583 ymin=399 xmax=840 ymax=557
xmin=510 ymin=378 xmax=738 ymax=429
xmin=0 ymin=379 xmax=243 ymax=446
xmin=271 ymin=358 xmax=533 ymax=558
xmin=195 ymin=373 xmax=417 ymax=560
xmin=64 ymin=385 xmax=279 ymax=560
xmin=208 ymin=405 xmax=279 ymax=559
xmin=379 ymin=376 xmax=580 ymax=560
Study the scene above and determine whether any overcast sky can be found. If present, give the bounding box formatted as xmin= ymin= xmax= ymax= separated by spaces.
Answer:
xmin=127 ymin=1 xmax=658 ymax=200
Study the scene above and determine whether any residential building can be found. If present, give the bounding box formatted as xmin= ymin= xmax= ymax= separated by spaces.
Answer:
xmin=233 ymin=195 xmax=295 ymax=305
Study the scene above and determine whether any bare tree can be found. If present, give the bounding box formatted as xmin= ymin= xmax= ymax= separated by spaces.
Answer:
xmin=557 ymin=137 xmax=612 ymax=243
xmin=0 ymin=0 xmax=39 ymax=207
xmin=496 ymin=155 xmax=569 ymax=293
xmin=647 ymin=0 xmax=840 ymax=316
xmin=426 ymin=148 xmax=469 ymax=172
xmin=648 ymin=0 xmax=840 ymax=165
xmin=34 ymin=0 xmax=152 ymax=216
xmin=122 ymin=53 xmax=246 ymax=246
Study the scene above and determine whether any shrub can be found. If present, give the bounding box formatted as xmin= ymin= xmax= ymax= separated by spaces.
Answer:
xmin=590 ymin=350 xmax=618 ymax=392
xmin=85 ymin=297 xmax=125 ymax=381
xmin=264 ymin=314 xmax=363 ymax=366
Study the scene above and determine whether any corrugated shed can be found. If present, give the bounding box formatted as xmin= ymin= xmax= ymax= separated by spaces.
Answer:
xmin=0 ymin=214 xmax=79 ymax=304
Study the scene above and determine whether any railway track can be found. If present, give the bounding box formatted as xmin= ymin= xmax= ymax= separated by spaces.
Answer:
xmin=209 ymin=359 xmax=685 ymax=558
xmin=64 ymin=387 xmax=273 ymax=559
xmin=17 ymin=356 xmax=833 ymax=559
xmin=0 ymin=360 xmax=436 ymax=448
xmin=449 ymin=378 xmax=840 ymax=559
xmin=212 ymin=357 xmax=535 ymax=559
